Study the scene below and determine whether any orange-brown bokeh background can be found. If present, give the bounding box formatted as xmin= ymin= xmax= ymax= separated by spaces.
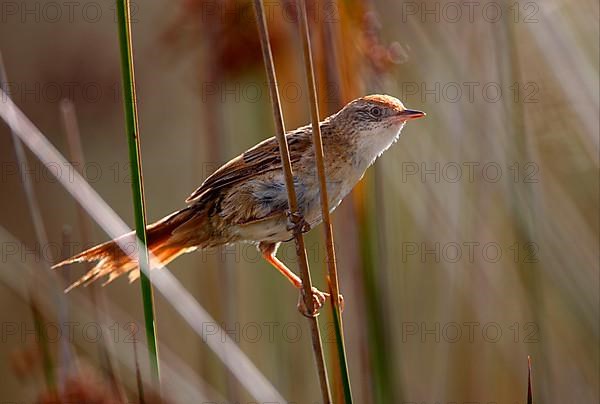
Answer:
xmin=0 ymin=0 xmax=598 ymax=402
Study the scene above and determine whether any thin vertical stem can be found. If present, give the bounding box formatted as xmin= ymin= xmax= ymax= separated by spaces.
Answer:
xmin=58 ymin=227 xmax=74 ymax=384
xmin=133 ymin=323 xmax=146 ymax=404
xmin=115 ymin=0 xmax=160 ymax=387
xmin=0 ymin=53 xmax=48 ymax=255
xmin=59 ymin=99 xmax=127 ymax=401
xmin=252 ymin=1 xmax=331 ymax=402
xmin=527 ymin=356 xmax=533 ymax=404
xmin=295 ymin=1 xmax=353 ymax=402
xmin=31 ymin=298 xmax=56 ymax=390
xmin=59 ymin=100 xmax=94 ymax=250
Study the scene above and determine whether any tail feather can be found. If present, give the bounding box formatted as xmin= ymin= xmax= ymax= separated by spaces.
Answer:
xmin=54 ymin=207 xmax=202 ymax=292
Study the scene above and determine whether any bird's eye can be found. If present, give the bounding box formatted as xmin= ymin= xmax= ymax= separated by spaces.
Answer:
xmin=370 ymin=106 xmax=383 ymax=118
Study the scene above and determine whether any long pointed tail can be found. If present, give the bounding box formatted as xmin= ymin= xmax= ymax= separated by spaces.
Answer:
xmin=53 ymin=206 xmax=202 ymax=292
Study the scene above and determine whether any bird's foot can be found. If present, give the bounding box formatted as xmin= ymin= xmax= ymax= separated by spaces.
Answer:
xmin=286 ymin=210 xmax=311 ymax=234
xmin=296 ymin=287 xmax=345 ymax=317
xmin=297 ymin=286 xmax=327 ymax=317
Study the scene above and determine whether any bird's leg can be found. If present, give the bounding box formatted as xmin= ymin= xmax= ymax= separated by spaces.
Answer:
xmin=259 ymin=242 xmax=302 ymax=287
xmin=258 ymin=242 xmax=344 ymax=316
xmin=258 ymin=241 xmax=328 ymax=317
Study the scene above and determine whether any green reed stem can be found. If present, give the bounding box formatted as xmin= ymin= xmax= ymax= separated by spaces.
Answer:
xmin=115 ymin=0 xmax=160 ymax=387
xmin=296 ymin=0 xmax=353 ymax=401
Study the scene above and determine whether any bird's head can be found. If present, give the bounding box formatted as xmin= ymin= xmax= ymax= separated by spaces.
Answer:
xmin=328 ymin=94 xmax=425 ymax=164
xmin=334 ymin=94 xmax=425 ymax=130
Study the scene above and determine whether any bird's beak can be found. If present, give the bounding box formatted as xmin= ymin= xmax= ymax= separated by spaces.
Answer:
xmin=397 ymin=109 xmax=426 ymax=121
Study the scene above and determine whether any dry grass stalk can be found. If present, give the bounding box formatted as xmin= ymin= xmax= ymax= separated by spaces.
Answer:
xmin=295 ymin=0 xmax=353 ymax=401
xmin=59 ymin=99 xmax=127 ymax=401
xmin=252 ymin=0 xmax=332 ymax=402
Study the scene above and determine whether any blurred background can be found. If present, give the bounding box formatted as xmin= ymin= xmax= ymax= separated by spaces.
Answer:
xmin=0 ymin=0 xmax=598 ymax=402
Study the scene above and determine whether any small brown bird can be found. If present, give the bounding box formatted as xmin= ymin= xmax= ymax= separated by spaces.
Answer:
xmin=53 ymin=94 xmax=425 ymax=312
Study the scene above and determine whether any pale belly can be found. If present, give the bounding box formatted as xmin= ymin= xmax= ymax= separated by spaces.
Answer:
xmin=231 ymin=168 xmax=361 ymax=244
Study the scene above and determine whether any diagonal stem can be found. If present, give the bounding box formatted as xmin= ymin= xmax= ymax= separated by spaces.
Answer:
xmin=252 ymin=1 xmax=331 ymax=403
xmin=0 ymin=89 xmax=286 ymax=403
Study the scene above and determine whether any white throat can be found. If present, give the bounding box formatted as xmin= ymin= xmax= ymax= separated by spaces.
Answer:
xmin=356 ymin=122 xmax=406 ymax=168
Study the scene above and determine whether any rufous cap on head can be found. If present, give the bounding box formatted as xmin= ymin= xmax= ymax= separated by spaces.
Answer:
xmin=358 ymin=94 xmax=406 ymax=111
